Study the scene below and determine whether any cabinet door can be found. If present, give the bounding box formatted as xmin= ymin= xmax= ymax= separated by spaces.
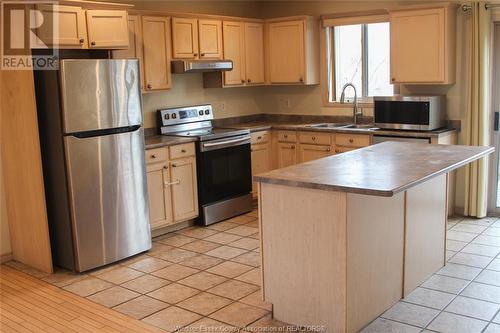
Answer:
xmin=142 ymin=16 xmax=171 ymax=91
xmin=170 ymin=157 xmax=199 ymax=222
xmin=390 ymin=8 xmax=445 ymax=83
xmin=172 ymin=17 xmax=199 ymax=59
xmin=86 ymin=10 xmax=129 ymax=49
xmin=223 ymin=21 xmax=246 ymax=86
xmin=198 ymin=19 xmax=223 ymax=59
xmin=251 ymin=143 xmax=271 ymax=198
xmin=35 ymin=5 xmax=87 ymax=48
xmin=277 ymin=143 xmax=297 ymax=168
xmin=112 ymin=15 xmax=145 ymax=90
xmin=244 ymin=22 xmax=265 ymax=85
xmin=299 ymin=144 xmax=332 ymax=163
xmin=268 ymin=20 xmax=305 ymax=83
xmin=146 ymin=163 xmax=173 ymax=229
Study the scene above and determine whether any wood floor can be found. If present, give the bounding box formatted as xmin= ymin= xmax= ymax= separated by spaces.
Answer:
xmin=0 ymin=266 xmax=165 ymax=333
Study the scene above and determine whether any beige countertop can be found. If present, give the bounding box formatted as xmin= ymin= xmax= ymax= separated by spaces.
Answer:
xmin=144 ymin=135 xmax=197 ymax=149
xmin=254 ymin=141 xmax=493 ymax=196
xmin=228 ymin=121 xmax=457 ymax=138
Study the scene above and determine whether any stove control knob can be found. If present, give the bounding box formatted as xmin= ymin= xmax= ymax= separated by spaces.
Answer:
xmin=204 ymin=109 xmax=210 ymax=115
xmin=172 ymin=113 xmax=177 ymax=119
xmin=164 ymin=114 xmax=170 ymax=120
xmin=199 ymin=110 xmax=204 ymax=116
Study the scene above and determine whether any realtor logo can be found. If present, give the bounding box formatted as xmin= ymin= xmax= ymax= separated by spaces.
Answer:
xmin=1 ymin=0 xmax=59 ymax=70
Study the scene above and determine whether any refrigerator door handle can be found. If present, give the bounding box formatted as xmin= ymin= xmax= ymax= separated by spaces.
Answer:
xmin=70 ymin=125 xmax=141 ymax=139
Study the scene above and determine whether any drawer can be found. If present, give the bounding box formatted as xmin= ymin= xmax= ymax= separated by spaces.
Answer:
xmin=251 ymin=131 xmax=269 ymax=144
xmin=335 ymin=133 xmax=371 ymax=148
xmin=334 ymin=146 xmax=356 ymax=154
xmin=299 ymin=132 xmax=332 ymax=145
xmin=170 ymin=142 xmax=195 ymax=160
xmin=277 ymin=131 xmax=297 ymax=143
xmin=145 ymin=147 xmax=168 ymax=164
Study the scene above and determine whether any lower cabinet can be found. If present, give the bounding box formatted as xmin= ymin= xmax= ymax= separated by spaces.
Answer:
xmin=145 ymin=143 xmax=198 ymax=231
xmin=299 ymin=144 xmax=333 ymax=162
xmin=277 ymin=143 xmax=298 ymax=168
xmin=251 ymin=142 xmax=271 ymax=198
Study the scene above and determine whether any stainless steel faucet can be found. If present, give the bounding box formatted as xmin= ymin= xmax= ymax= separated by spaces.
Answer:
xmin=340 ymin=83 xmax=362 ymax=124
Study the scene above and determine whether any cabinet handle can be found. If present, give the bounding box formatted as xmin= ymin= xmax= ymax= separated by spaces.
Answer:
xmin=284 ymin=134 xmax=288 ymax=138
xmin=241 ymin=79 xmax=245 ymax=83
xmin=291 ymin=145 xmax=295 ymax=149
xmin=247 ymin=79 xmax=251 ymax=83
xmin=181 ymin=149 xmax=186 ymax=153
xmin=200 ymin=53 xmax=205 ymax=57
xmin=257 ymin=136 xmax=262 ymax=140
xmin=391 ymin=78 xmax=396 ymax=82
xmin=151 ymin=154 xmax=157 ymax=159
xmin=193 ymin=53 xmax=198 ymax=57
xmin=163 ymin=165 xmax=168 ymax=169
xmin=349 ymin=138 xmax=354 ymax=143
xmin=312 ymin=136 xmax=316 ymax=141
xmin=79 ymin=38 xmax=84 ymax=44
xmin=299 ymin=77 xmax=304 ymax=82
xmin=172 ymin=163 xmax=177 ymax=168
xmin=335 ymin=149 xmax=341 ymax=153
xmin=91 ymin=41 xmax=96 ymax=46
xmin=147 ymin=83 xmax=152 ymax=90
xmin=326 ymin=148 xmax=331 ymax=152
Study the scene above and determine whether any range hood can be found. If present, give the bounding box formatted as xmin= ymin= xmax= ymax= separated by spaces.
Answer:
xmin=171 ymin=60 xmax=233 ymax=74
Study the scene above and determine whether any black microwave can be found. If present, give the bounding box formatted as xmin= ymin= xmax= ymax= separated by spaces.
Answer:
xmin=374 ymin=96 xmax=446 ymax=131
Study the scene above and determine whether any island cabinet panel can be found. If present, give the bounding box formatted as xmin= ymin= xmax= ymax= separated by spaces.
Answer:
xmin=390 ymin=6 xmax=455 ymax=84
xmin=346 ymin=192 xmax=405 ymax=333
xmin=404 ymin=174 xmax=447 ymax=296
xmin=259 ymin=182 xmax=347 ymax=332
xmin=142 ymin=16 xmax=171 ymax=91
xmin=86 ymin=10 xmax=129 ymax=49
xmin=170 ymin=157 xmax=199 ymax=222
xmin=222 ymin=21 xmax=246 ymax=86
xmin=198 ymin=19 xmax=223 ymax=59
xmin=244 ymin=22 xmax=265 ymax=84
xmin=35 ymin=5 xmax=87 ymax=49
xmin=298 ymin=144 xmax=332 ymax=163
xmin=277 ymin=143 xmax=297 ymax=168
xmin=112 ymin=15 xmax=144 ymax=90
xmin=171 ymin=17 xmax=199 ymax=59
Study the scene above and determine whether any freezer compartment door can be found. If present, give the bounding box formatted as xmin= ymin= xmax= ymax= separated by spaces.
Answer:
xmin=60 ymin=59 xmax=142 ymax=134
xmin=64 ymin=128 xmax=151 ymax=272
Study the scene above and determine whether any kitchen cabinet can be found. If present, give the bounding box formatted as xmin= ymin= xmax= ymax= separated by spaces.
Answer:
xmin=171 ymin=17 xmax=199 ymax=59
xmin=170 ymin=157 xmax=199 ymax=222
xmin=145 ymin=143 xmax=198 ymax=231
xmin=112 ymin=15 xmax=144 ymax=90
xmin=244 ymin=22 xmax=265 ymax=85
xmin=277 ymin=143 xmax=298 ymax=168
xmin=142 ymin=16 xmax=171 ymax=91
xmin=251 ymin=131 xmax=271 ymax=198
xmin=198 ymin=19 xmax=223 ymax=59
xmin=35 ymin=5 xmax=87 ymax=49
xmin=85 ymin=10 xmax=129 ymax=49
xmin=222 ymin=21 xmax=246 ymax=85
xmin=390 ymin=5 xmax=455 ymax=84
xmin=267 ymin=17 xmax=319 ymax=85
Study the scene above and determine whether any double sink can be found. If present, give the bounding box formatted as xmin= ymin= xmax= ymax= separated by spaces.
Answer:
xmin=305 ymin=123 xmax=380 ymax=131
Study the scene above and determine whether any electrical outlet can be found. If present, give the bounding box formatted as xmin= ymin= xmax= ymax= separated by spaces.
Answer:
xmin=220 ymin=102 xmax=225 ymax=111
xmin=286 ymin=98 xmax=291 ymax=108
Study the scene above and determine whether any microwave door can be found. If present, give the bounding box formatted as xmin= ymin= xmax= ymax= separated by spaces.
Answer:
xmin=59 ymin=59 xmax=142 ymax=134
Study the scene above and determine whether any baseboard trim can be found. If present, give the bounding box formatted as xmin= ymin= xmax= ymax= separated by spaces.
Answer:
xmin=1 ymin=253 xmax=13 ymax=263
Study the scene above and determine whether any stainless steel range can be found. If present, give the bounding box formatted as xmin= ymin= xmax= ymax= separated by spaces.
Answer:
xmin=158 ymin=105 xmax=253 ymax=225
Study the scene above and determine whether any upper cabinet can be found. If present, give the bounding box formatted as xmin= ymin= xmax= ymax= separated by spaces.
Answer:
xmin=34 ymin=5 xmax=128 ymax=49
xmin=142 ymin=16 xmax=172 ymax=91
xmin=86 ymin=10 xmax=129 ymax=49
xmin=36 ymin=5 xmax=87 ymax=48
xmin=171 ymin=17 xmax=223 ymax=59
xmin=112 ymin=15 xmax=144 ymax=90
xmin=198 ymin=19 xmax=224 ymax=59
xmin=222 ymin=21 xmax=246 ymax=85
xmin=245 ymin=22 xmax=265 ymax=85
xmin=267 ymin=17 xmax=319 ymax=85
xmin=390 ymin=5 xmax=456 ymax=84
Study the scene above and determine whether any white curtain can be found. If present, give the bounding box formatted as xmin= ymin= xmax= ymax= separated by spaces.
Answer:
xmin=463 ymin=2 xmax=491 ymax=217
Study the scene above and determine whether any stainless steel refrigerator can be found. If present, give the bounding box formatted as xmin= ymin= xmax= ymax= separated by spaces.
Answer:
xmin=35 ymin=59 xmax=151 ymax=272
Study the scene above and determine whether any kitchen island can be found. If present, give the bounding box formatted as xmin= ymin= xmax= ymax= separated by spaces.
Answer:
xmin=254 ymin=142 xmax=493 ymax=333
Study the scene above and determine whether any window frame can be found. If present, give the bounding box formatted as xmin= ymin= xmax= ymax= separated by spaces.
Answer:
xmin=322 ymin=14 xmax=393 ymax=108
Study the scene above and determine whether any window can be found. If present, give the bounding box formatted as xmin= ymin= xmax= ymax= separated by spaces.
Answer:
xmin=327 ymin=21 xmax=393 ymax=103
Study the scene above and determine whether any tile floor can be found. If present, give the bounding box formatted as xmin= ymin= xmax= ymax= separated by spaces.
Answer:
xmin=6 ymin=212 xmax=500 ymax=332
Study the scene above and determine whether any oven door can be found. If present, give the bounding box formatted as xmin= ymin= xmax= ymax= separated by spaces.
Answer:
xmin=197 ymin=138 xmax=252 ymax=205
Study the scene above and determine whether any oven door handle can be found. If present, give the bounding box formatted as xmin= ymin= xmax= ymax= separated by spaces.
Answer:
xmin=201 ymin=136 xmax=251 ymax=151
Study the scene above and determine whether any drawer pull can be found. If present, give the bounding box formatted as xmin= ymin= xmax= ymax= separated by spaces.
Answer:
xmin=163 ymin=165 xmax=168 ymax=169
xmin=147 ymin=83 xmax=152 ymax=90
xmin=291 ymin=145 xmax=295 ymax=149
xmin=172 ymin=163 xmax=177 ymax=168
xmin=349 ymin=138 xmax=354 ymax=143
xmin=181 ymin=149 xmax=186 ymax=153
xmin=257 ymin=136 xmax=262 ymax=140
xmin=326 ymin=148 xmax=331 ymax=152
xmin=312 ymin=136 xmax=316 ymax=140
xmin=151 ymin=154 xmax=157 ymax=159
xmin=79 ymin=38 xmax=84 ymax=44
xmin=241 ymin=79 xmax=245 ymax=83
xmin=284 ymin=134 xmax=288 ymax=138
